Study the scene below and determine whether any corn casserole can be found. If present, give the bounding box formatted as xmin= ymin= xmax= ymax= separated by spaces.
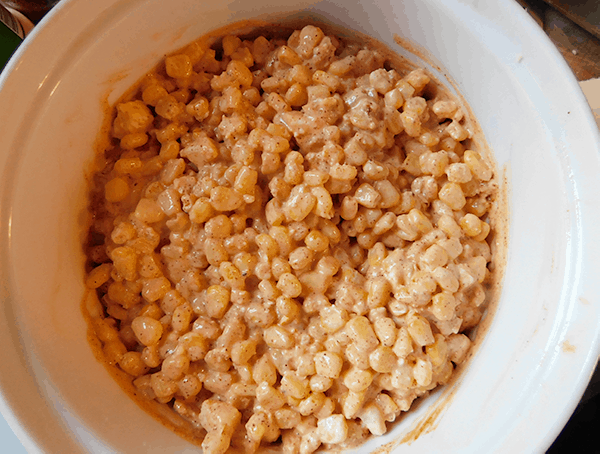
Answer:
xmin=84 ymin=24 xmax=499 ymax=453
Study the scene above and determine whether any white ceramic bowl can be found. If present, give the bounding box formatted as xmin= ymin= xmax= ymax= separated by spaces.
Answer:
xmin=1 ymin=0 xmax=600 ymax=452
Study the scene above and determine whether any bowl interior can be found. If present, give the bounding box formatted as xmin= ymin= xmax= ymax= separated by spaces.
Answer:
xmin=1 ymin=0 xmax=600 ymax=452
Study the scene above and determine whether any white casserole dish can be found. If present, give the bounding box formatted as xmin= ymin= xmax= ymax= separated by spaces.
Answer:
xmin=0 ymin=0 xmax=599 ymax=452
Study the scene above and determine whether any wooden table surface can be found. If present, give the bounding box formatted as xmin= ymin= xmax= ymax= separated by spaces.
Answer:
xmin=518 ymin=0 xmax=600 ymax=81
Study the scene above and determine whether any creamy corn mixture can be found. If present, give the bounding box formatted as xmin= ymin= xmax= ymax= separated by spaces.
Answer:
xmin=85 ymin=25 xmax=498 ymax=453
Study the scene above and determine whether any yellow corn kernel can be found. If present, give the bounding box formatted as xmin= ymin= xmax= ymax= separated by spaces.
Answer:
xmin=298 ymin=392 xmax=326 ymax=417
xmin=206 ymin=285 xmax=230 ymax=319
xmin=234 ymin=166 xmax=258 ymax=195
xmin=113 ymin=100 xmax=154 ymax=138
xmin=231 ymin=340 xmax=257 ymax=365
xmin=254 ymin=383 xmax=286 ymax=413
xmin=107 ymin=304 xmax=129 ymax=322
xmin=219 ymin=261 xmax=244 ymax=289
xmin=217 ymin=60 xmax=253 ymax=89
xmin=231 ymin=46 xmax=254 ymax=67
xmin=460 ymin=213 xmax=483 ymax=237
xmin=91 ymin=317 xmax=119 ymax=344
xmin=253 ymin=356 xmax=277 ymax=386
xmin=142 ymin=276 xmax=171 ymax=303
xmin=321 ymin=219 xmax=342 ymax=244
xmin=110 ymin=246 xmax=137 ymax=281
xmin=369 ymin=346 xmax=397 ymax=373
xmin=287 ymin=246 xmax=312 ymax=271
xmin=413 ymin=357 xmax=433 ymax=387
xmin=392 ymin=327 xmax=413 ymax=358
xmin=107 ymin=281 xmax=140 ymax=308
xmin=343 ymin=368 xmax=374 ymax=392
xmin=233 ymin=252 xmax=257 ymax=278
xmin=155 ymin=95 xmax=184 ymax=121
xmin=255 ymin=233 xmax=279 ymax=259
xmin=186 ymin=96 xmax=210 ymax=122
xmin=205 ymin=214 xmax=232 ymax=239
xmin=407 ymin=313 xmax=435 ymax=346
xmin=384 ymin=87 xmax=404 ymax=110
xmin=141 ymin=345 xmax=161 ymax=368
xmin=155 ymin=122 xmax=187 ymax=144
xmin=311 ymin=186 xmax=334 ymax=219
xmin=165 ymin=54 xmax=192 ymax=79
xmin=396 ymin=214 xmax=418 ymax=241
xmin=158 ymin=140 xmax=180 ymax=161
xmin=313 ymin=70 xmax=340 ymax=90
xmin=137 ymin=254 xmax=162 ymax=279
xmin=304 ymin=230 xmax=329 ymax=252
xmin=273 ymin=408 xmax=300 ymax=432
xmin=171 ymin=303 xmax=193 ymax=333
xmin=372 ymin=212 xmax=396 ymax=235
xmin=276 ymin=272 xmax=302 ymax=298
xmin=210 ymin=186 xmax=244 ymax=212
xmin=314 ymin=351 xmax=343 ymax=379
xmin=280 ymin=373 xmax=309 ymax=400
xmin=271 ymin=257 xmax=292 ymax=280
xmin=86 ymin=263 xmax=112 ymax=289
xmin=473 ymin=220 xmax=491 ymax=242
xmin=178 ymin=374 xmax=203 ymax=400
xmin=120 ymin=132 xmax=148 ymax=150
xmin=276 ymin=296 xmax=300 ymax=324
xmin=408 ymin=208 xmax=433 ymax=233
xmin=438 ymin=214 xmax=462 ymax=238
xmin=285 ymin=83 xmax=308 ymax=107
xmin=114 ymin=157 xmax=142 ymax=175
xmin=263 ymin=325 xmax=294 ymax=349
xmin=141 ymin=156 xmax=164 ymax=177
xmin=139 ymin=302 xmax=163 ymax=319
xmin=278 ymin=45 xmax=302 ymax=66
xmin=318 ymin=304 xmax=347 ymax=334
xmin=246 ymin=411 xmax=276 ymax=443
xmin=346 ymin=316 xmax=379 ymax=352
xmin=161 ymin=352 xmax=190 ymax=380
xmin=189 ymin=197 xmax=214 ymax=224
xmin=421 ymin=244 xmax=449 ymax=269
xmin=134 ymin=198 xmax=165 ymax=224
xmin=431 ymin=291 xmax=457 ymax=321
xmin=161 ymin=289 xmax=185 ymax=315
xmin=367 ymin=277 xmax=391 ymax=309
xmin=179 ymin=332 xmax=209 ymax=361
xmin=464 ymin=150 xmax=492 ymax=181
xmin=342 ymin=390 xmax=367 ymax=419
xmin=150 ymin=372 xmax=178 ymax=399
xmin=426 ymin=334 xmax=449 ymax=368
xmin=85 ymin=290 xmax=103 ymax=319
xmin=102 ymin=338 xmax=127 ymax=365
xmin=373 ymin=317 xmax=397 ymax=347
xmin=110 ymin=221 xmax=136 ymax=245
xmin=131 ymin=316 xmax=164 ymax=346
xmin=446 ymin=333 xmax=472 ymax=364
xmin=222 ymin=35 xmax=242 ymax=56
xmin=438 ymin=182 xmax=466 ymax=211
xmin=446 ymin=120 xmax=469 ymax=141
xmin=142 ymin=84 xmax=169 ymax=107
xmin=119 ymin=351 xmax=150 ymax=377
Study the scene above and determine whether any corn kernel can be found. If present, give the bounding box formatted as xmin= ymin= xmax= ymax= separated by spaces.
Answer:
xmin=206 ymin=285 xmax=230 ymax=318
